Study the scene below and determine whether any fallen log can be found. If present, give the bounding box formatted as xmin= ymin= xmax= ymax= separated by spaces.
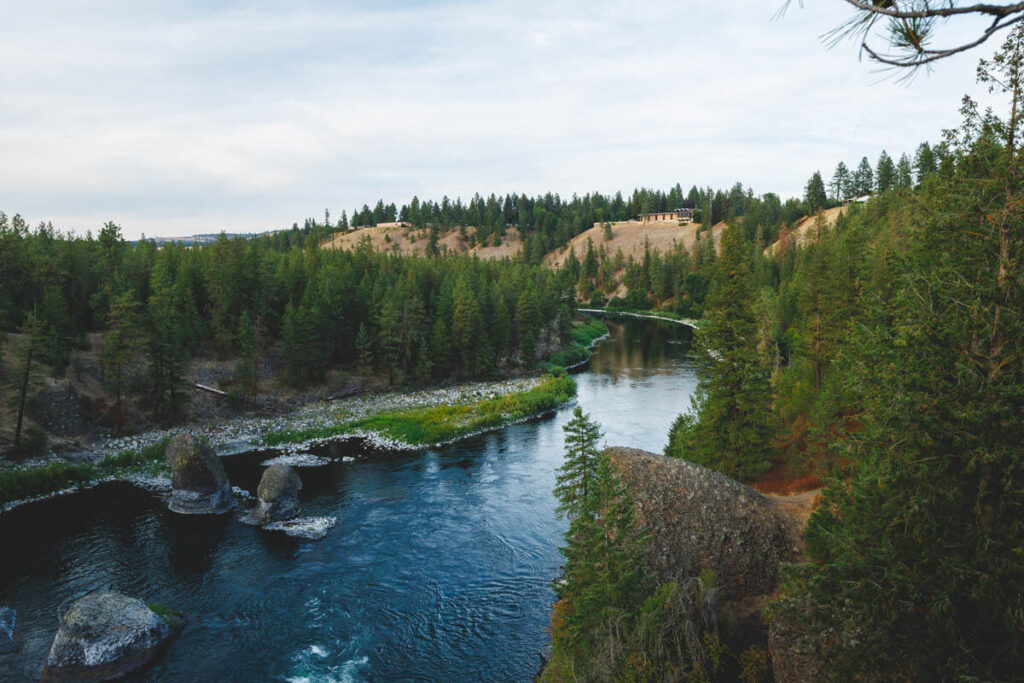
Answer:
xmin=192 ymin=383 xmax=227 ymax=396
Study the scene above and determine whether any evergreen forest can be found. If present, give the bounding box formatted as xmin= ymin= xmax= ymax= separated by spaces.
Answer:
xmin=545 ymin=28 xmax=1024 ymax=682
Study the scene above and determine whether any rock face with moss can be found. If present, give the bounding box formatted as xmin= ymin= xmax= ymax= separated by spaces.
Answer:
xmin=165 ymin=433 xmax=233 ymax=515
xmin=253 ymin=464 xmax=302 ymax=524
xmin=41 ymin=592 xmax=182 ymax=681
xmin=604 ymin=447 xmax=803 ymax=600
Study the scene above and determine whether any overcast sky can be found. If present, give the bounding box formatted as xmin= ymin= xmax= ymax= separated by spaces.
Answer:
xmin=0 ymin=1 xmax=1005 ymax=239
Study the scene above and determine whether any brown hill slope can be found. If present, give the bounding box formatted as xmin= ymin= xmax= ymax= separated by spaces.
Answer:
xmin=545 ymin=220 xmax=726 ymax=268
xmin=766 ymin=206 xmax=847 ymax=256
xmin=323 ymin=225 xmax=523 ymax=259
xmin=323 ymin=218 xmax=736 ymax=266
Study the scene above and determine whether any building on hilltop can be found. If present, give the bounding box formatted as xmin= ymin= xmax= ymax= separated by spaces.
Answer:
xmin=639 ymin=208 xmax=694 ymax=224
xmin=841 ymin=195 xmax=872 ymax=207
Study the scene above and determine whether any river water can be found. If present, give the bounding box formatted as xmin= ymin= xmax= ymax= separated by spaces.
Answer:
xmin=0 ymin=319 xmax=696 ymax=682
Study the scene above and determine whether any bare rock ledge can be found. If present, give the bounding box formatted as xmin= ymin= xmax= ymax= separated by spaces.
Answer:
xmin=605 ymin=447 xmax=804 ymax=601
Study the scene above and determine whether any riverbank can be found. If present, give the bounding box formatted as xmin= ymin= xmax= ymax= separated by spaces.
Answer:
xmin=542 ymin=319 xmax=610 ymax=373
xmin=0 ymin=373 xmax=577 ymax=513
xmin=576 ymin=307 xmax=699 ymax=329
xmin=264 ymin=373 xmax=575 ymax=449
xmin=0 ymin=319 xmax=609 ymax=514
xmin=1 ymin=316 xmax=695 ymax=683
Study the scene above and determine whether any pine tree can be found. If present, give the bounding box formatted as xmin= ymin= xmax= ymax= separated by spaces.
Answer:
xmin=428 ymin=318 xmax=451 ymax=378
xmin=102 ymin=290 xmax=140 ymax=432
xmin=830 ymin=161 xmax=852 ymax=200
xmin=235 ymin=310 xmax=257 ymax=397
xmin=553 ymin=454 xmax=651 ymax=673
xmin=895 ymin=153 xmax=914 ymax=190
xmin=914 ymin=141 xmax=937 ymax=183
xmin=376 ymin=297 xmax=402 ymax=384
xmin=355 ymin=322 xmax=374 ymax=378
xmin=452 ymin=284 xmax=485 ymax=377
xmin=515 ymin=285 xmax=539 ymax=366
xmin=12 ymin=312 xmax=43 ymax=448
xmin=146 ymin=261 xmax=189 ymax=419
xmin=854 ymin=156 xmax=874 ymax=195
xmin=804 ymin=171 xmax=827 ymax=212
xmin=665 ymin=225 xmax=774 ymax=481
xmin=876 ymin=150 xmax=896 ymax=193
xmin=776 ymin=30 xmax=1024 ymax=679
xmin=554 ymin=407 xmax=603 ymax=519
xmin=280 ymin=302 xmax=306 ymax=383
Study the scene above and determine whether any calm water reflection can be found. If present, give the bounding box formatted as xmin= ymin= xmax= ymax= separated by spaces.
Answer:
xmin=0 ymin=320 xmax=695 ymax=682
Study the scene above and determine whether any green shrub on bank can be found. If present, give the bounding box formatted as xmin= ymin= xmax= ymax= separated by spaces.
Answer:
xmin=569 ymin=319 xmax=609 ymax=347
xmin=543 ymin=319 xmax=609 ymax=371
xmin=0 ymin=438 xmax=170 ymax=507
xmin=264 ymin=374 xmax=577 ymax=447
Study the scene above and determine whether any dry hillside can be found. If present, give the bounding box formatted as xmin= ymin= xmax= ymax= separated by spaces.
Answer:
xmin=322 ymin=225 xmax=523 ymax=259
xmin=323 ymin=219 xmax=737 ymax=271
xmin=545 ymin=219 xmax=727 ymax=269
xmin=766 ymin=206 xmax=847 ymax=256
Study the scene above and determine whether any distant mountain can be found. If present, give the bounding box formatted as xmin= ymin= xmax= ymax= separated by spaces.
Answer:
xmin=142 ymin=230 xmax=281 ymax=246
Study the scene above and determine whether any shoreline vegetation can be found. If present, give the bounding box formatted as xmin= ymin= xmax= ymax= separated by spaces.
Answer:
xmin=263 ymin=373 xmax=576 ymax=447
xmin=0 ymin=439 xmax=172 ymax=512
xmin=0 ymin=320 xmax=608 ymax=513
xmin=542 ymin=318 xmax=610 ymax=373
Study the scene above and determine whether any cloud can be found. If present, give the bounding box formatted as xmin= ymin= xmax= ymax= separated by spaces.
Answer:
xmin=0 ymin=0 xmax=1007 ymax=238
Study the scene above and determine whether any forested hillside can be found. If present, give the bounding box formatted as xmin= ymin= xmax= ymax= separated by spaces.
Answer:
xmin=547 ymin=29 xmax=1024 ymax=681
xmin=0 ymin=220 xmax=574 ymax=454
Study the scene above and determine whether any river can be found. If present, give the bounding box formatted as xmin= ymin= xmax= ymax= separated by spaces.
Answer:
xmin=0 ymin=319 xmax=696 ymax=682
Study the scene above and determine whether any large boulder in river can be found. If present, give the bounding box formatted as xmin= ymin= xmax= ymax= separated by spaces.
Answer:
xmin=605 ymin=447 xmax=803 ymax=601
xmin=41 ymin=592 xmax=182 ymax=681
xmin=253 ymin=464 xmax=302 ymax=524
xmin=165 ymin=433 xmax=233 ymax=515
xmin=0 ymin=606 xmax=15 ymax=653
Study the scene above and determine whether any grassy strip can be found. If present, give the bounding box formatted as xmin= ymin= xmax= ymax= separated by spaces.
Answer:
xmin=264 ymin=373 xmax=577 ymax=447
xmin=0 ymin=439 xmax=170 ymax=507
xmin=543 ymin=319 xmax=609 ymax=370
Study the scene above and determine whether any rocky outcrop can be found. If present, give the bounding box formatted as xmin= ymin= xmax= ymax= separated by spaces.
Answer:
xmin=41 ymin=592 xmax=182 ymax=681
xmin=165 ymin=433 xmax=233 ymax=515
xmin=605 ymin=447 xmax=803 ymax=601
xmin=252 ymin=464 xmax=302 ymax=524
xmin=0 ymin=606 xmax=15 ymax=653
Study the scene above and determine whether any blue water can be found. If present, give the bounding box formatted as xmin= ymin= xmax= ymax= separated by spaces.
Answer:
xmin=0 ymin=320 xmax=696 ymax=682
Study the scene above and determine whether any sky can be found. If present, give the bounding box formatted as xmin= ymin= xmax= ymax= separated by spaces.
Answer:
xmin=0 ymin=1 xmax=1008 ymax=239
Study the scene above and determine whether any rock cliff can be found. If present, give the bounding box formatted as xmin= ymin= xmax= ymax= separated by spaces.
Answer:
xmin=605 ymin=447 xmax=803 ymax=601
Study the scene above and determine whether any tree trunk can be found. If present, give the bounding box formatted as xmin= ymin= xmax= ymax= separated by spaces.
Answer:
xmin=115 ymin=363 xmax=123 ymax=434
xmin=14 ymin=341 xmax=34 ymax=447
